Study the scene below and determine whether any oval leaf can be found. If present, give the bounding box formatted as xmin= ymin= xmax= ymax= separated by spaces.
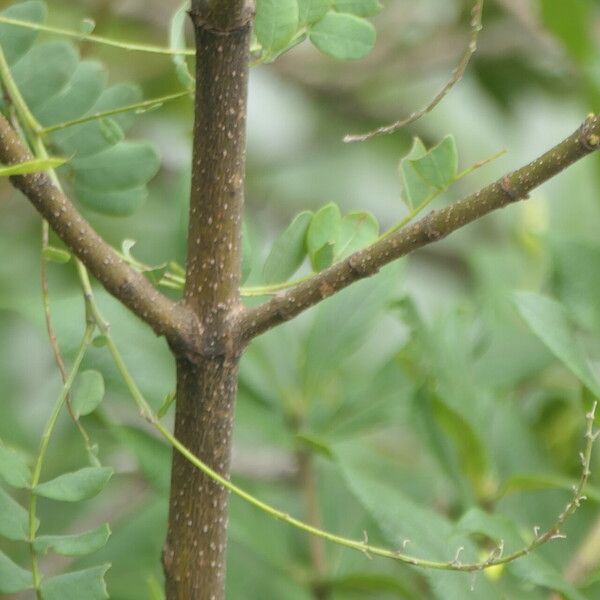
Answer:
xmin=298 ymin=0 xmax=332 ymax=25
xmin=72 ymin=370 xmax=105 ymax=418
xmin=409 ymin=135 xmax=458 ymax=190
xmin=334 ymin=0 xmax=382 ymax=17
xmin=0 ymin=550 xmax=32 ymax=594
xmin=306 ymin=202 xmax=341 ymax=271
xmin=34 ymin=523 xmax=111 ymax=557
xmin=0 ymin=486 xmax=31 ymax=540
xmin=309 ymin=12 xmax=375 ymax=60
xmin=41 ymin=565 xmax=110 ymax=600
xmin=335 ymin=211 xmax=379 ymax=259
xmin=35 ymin=60 xmax=108 ymax=128
xmin=72 ymin=141 xmax=159 ymax=192
xmin=255 ymin=0 xmax=299 ymax=54
xmin=11 ymin=40 xmax=78 ymax=112
xmin=0 ymin=1 xmax=47 ymax=66
xmin=74 ymin=184 xmax=147 ymax=217
xmin=34 ymin=467 xmax=113 ymax=502
xmin=263 ymin=210 xmax=313 ymax=284
xmin=52 ymin=83 xmax=142 ymax=158
xmin=0 ymin=445 xmax=31 ymax=488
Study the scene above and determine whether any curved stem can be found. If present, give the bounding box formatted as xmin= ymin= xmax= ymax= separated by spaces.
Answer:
xmin=344 ymin=0 xmax=484 ymax=143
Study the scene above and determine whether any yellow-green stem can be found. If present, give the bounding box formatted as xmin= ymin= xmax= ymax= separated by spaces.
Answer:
xmin=27 ymin=324 xmax=95 ymax=595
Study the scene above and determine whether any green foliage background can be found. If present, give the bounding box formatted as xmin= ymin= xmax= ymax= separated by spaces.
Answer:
xmin=2 ymin=0 xmax=600 ymax=598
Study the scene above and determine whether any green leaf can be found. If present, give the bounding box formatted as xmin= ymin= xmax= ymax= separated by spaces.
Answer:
xmin=311 ymin=242 xmax=335 ymax=271
xmin=34 ymin=467 xmax=113 ymax=502
xmin=11 ymin=40 xmax=78 ymax=112
xmin=335 ymin=441 xmax=500 ymax=599
xmin=0 ymin=1 xmax=47 ymax=66
xmin=298 ymin=0 xmax=332 ymax=25
xmin=409 ymin=135 xmax=458 ymax=190
xmin=170 ymin=2 xmax=194 ymax=89
xmin=34 ymin=524 xmax=111 ymax=556
xmin=35 ymin=60 xmax=107 ymax=128
xmin=42 ymin=245 xmax=71 ymax=264
xmin=263 ymin=210 xmax=313 ymax=283
xmin=74 ymin=185 xmax=147 ymax=217
xmin=72 ymin=141 xmax=160 ymax=192
xmin=514 ymin=291 xmax=600 ymax=397
xmin=334 ymin=0 xmax=382 ymax=17
xmin=41 ymin=565 xmax=110 ymax=600
xmin=399 ymin=138 xmax=433 ymax=208
xmin=551 ymin=238 xmax=600 ymax=332
xmin=72 ymin=370 xmax=105 ymax=418
xmin=328 ymin=573 xmax=418 ymax=599
xmin=304 ymin=262 xmax=401 ymax=391
xmin=0 ymin=486 xmax=31 ymax=540
xmin=295 ymin=432 xmax=334 ymax=459
xmin=309 ymin=11 xmax=376 ymax=60
xmin=52 ymin=83 xmax=142 ymax=158
xmin=0 ymin=550 xmax=32 ymax=594
xmin=306 ymin=202 xmax=341 ymax=271
xmin=335 ymin=211 xmax=379 ymax=259
xmin=0 ymin=156 xmax=66 ymax=176
xmin=416 ymin=391 xmax=487 ymax=504
xmin=255 ymin=0 xmax=299 ymax=54
xmin=500 ymin=473 xmax=600 ymax=504
xmin=0 ymin=445 xmax=31 ymax=488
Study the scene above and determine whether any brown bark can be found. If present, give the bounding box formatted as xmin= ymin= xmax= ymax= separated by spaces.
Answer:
xmin=0 ymin=113 xmax=195 ymax=353
xmin=162 ymin=2 xmax=252 ymax=598
xmin=236 ymin=115 xmax=600 ymax=343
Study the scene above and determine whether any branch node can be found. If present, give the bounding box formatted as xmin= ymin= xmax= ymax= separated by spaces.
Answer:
xmin=361 ymin=530 xmax=373 ymax=560
xmin=450 ymin=545 xmax=464 ymax=566
xmin=500 ymin=175 xmax=528 ymax=203
xmin=422 ymin=210 xmax=446 ymax=242
xmin=578 ymin=115 xmax=600 ymax=151
xmin=348 ymin=253 xmax=380 ymax=278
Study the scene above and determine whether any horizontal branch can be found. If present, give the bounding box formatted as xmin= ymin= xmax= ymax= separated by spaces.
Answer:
xmin=237 ymin=114 xmax=600 ymax=344
xmin=0 ymin=113 xmax=198 ymax=354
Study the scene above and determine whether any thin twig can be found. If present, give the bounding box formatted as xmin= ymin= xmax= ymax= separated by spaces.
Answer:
xmin=344 ymin=0 xmax=484 ymax=143
xmin=39 ymin=90 xmax=192 ymax=135
xmin=27 ymin=325 xmax=95 ymax=598
xmin=237 ymin=114 xmax=600 ymax=343
xmin=104 ymin=339 xmax=598 ymax=573
xmin=0 ymin=14 xmax=195 ymax=56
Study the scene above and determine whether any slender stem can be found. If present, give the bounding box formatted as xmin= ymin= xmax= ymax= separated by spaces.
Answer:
xmin=0 ymin=43 xmax=39 ymax=134
xmin=28 ymin=324 xmax=95 ymax=596
xmin=0 ymin=14 xmax=195 ymax=56
xmin=40 ymin=90 xmax=192 ymax=135
xmin=148 ymin=403 xmax=598 ymax=572
xmin=344 ymin=0 xmax=484 ymax=143
xmin=0 ymin=41 xmax=98 ymax=457
xmin=40 ymin=220 xmax=95 ymax=455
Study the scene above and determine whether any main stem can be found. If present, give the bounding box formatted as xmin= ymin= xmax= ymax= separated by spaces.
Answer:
xmin=163 ymin=5 xmax=252 ymax=599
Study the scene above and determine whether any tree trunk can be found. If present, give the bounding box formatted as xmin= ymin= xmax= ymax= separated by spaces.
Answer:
xmin=162 ymin=3 xmax=252 ymax=598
